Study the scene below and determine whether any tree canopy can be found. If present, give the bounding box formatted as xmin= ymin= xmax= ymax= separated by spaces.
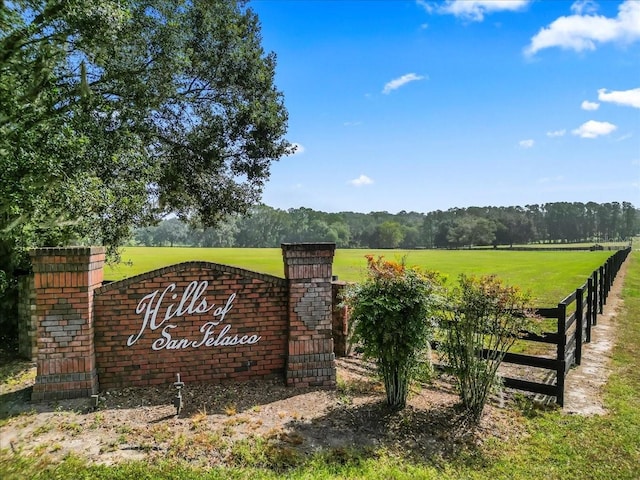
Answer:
xmin=133 ymin=201 xmax=639 ymax=250
xmin=0 ymin=0 xmax=291 ymax=335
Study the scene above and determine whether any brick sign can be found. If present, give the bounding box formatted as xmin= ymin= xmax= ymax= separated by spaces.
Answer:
xmin=29 ymin=244 xmax=339 ymax=401
xmin=94 ymin=263 xmax=288 ymax=390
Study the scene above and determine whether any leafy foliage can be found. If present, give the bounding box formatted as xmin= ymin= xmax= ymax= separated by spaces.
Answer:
xmin=0 ymin=0 xmax=291 ymax=335
xmin=342 ymin=255 xmax=442 ymax=408
xmin=439 ymin=274 xmax=537 ymax=422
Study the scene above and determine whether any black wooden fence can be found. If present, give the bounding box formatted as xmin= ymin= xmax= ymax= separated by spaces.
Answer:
xmin=497 ymin=247 xmax=631 ymax=405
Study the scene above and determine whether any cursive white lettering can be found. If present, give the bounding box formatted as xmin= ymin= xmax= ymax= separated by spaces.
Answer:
xmin=129 ymin=284 xmax=176 ymax=346
xmin=150 ymin=322 xmax=261 ymax=350
xmin=128 ymin=284 xmax=260 ymax=350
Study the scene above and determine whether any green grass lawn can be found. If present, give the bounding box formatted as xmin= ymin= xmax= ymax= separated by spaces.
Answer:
xmin=107 ymin=247 xmax=615 ymax=306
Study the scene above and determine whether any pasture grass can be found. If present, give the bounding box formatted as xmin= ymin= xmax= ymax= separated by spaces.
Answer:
xmin=470 ymin=251 xmax=640 ymax=480
xmin=106 ymin=247 xmax=614 ymax=306
xmin=2 ymin=252 xmax=638 ymax=479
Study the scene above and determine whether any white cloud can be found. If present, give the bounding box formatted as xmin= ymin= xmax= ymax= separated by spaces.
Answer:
xmin=343 ymin=121 xmax=362 ymax=127
xmin=571 ymin=0 xmax=598 ymax=15
xmin=572 ymin=120 xmax=617 ymax=138
xmin=598 ymin=87 xmax=640 ymax=108
xmin=423 ymin=0 xmax=530 ymax=22
xmin=519 ymin=139 xmax=535 ymax=148
xmin=382 ymin=73 xmax=426 ymax=94
xmin=524 ymin=0 xmax=640 ymax=56
xmin=547 ymin=129 xmax=567 ymax=137
xmin=581 ymin=100 xmax=600 ymax=111
xmin=416 ymin=0 xmax=434 ymax=14
xmin=287 ymin=143 xmax=305 ymax=156
xmin=349 ymin=174 xmax=374 ymax=187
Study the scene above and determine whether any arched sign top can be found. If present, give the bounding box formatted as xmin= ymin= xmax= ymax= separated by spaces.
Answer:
xmin=96 ymin=261 xmax=287 ymax=295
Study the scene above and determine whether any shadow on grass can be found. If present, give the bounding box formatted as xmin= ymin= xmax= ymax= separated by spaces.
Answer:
xmin=0 ymin=351 xmax=37 ymax=420
xmin=0 ymin=386 xmax=33 ymax=418
xmin=0 ymin=370 xmax=312 ymax=421
xmin=277 ymin=396 xmax=486 ymax=466
xmin=0 ymin=348 xmax=508 ymax=473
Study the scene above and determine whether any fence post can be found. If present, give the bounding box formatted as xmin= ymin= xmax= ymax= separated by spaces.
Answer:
xmin=605 ymin=258 xmax=612 ymax=301
xmin=592 ymin=269 xmax=599 ymax=325
xmin=575 ymin=287 xmax=583 ymax=365
xmin=556 ymin=302 xmax=567 ymax=406
xmin=586 ymin=276 xmax=593 ymax=343
xmin=598 ymin=266 xmax=605 ymax=314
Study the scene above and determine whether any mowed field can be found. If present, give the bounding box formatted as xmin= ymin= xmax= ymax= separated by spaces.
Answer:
xmin=106 ymin=247 xmax=615 ymax=307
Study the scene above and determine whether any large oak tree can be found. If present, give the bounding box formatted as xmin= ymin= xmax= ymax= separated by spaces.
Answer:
xmin=0 ymin=0 xmax=292 ymax=336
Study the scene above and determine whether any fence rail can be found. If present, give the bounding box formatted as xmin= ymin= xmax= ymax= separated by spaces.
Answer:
xmin=495 ymin=246 xmax=630 ymax=405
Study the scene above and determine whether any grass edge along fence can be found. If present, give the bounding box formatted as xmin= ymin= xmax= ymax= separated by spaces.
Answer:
xmin=476 ymin=247 xmax=631 ymax=406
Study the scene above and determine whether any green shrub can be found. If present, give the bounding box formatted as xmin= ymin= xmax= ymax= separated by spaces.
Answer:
xmin=342 ymin=255 xmax=442 ymax=409
xmin=440 ymin=274 xmax=536 ymax=422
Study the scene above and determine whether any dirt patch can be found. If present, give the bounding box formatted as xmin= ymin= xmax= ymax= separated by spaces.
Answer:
xmin=1 ymin=355 xmax=527 ymax=467
xmin=562 ymin=259 xmax=627 ymax=415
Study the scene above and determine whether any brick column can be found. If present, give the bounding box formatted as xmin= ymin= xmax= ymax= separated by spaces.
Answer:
xmin=17 ymin=275 xmax=37 ymax=361
xmin=30 ymin=247 xmax=105 ymax=401
xmin=331 ymin=281 xmax=350 ymax=357
xmin=282 ymin=243 xmax=336 ymax=388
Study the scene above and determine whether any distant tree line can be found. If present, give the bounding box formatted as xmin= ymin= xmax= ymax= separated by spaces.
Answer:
xmin=132 ymin=201 xmax=638 ymax=249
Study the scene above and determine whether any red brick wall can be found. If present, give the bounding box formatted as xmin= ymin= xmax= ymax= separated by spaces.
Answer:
xmin=18 ymin=275 xmax=37 ymax=361
xmin=282 ymin=243 xmax=336 ymax=387
xmin=94 ymin=262 xmax=288 ymax=390
xmin=331 ymin=281 xmax=351 ymax=357
xmin=30 ymin=247 xmax=105 ymax=401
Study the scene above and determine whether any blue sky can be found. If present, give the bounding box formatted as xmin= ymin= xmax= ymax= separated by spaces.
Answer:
xmin=250 ymin=0 xmax=640 ymax=214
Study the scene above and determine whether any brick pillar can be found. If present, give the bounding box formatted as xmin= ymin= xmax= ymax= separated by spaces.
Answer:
xmin=30 ymin=247 xmax=105 ymax=401
xmin=282 ymin=243 xmax=336 ymax=388
xmin=17 ymin=275 xmax=37 ymax=361
xmin=331 ymin=281 xmax=350 ymax=357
